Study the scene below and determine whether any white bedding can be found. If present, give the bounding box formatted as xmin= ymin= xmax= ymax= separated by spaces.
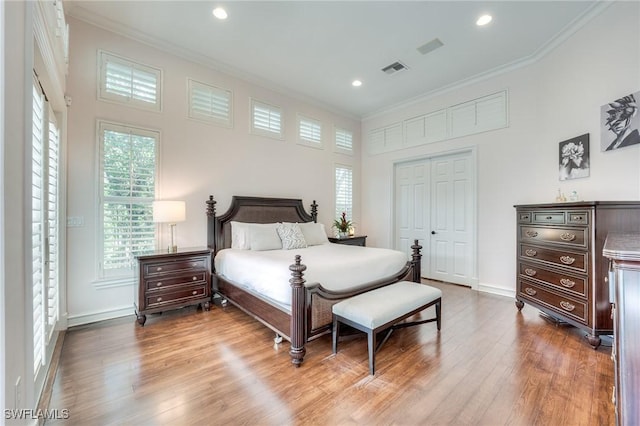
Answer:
xmin=214 ymin=243 xmax=408 ymax=307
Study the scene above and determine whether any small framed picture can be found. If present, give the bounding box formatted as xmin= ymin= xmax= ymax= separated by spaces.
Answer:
xmin=559 ymin=134 xmax=589 ymax=181
xmin=601 ymin=91 xmax=640 ymax=152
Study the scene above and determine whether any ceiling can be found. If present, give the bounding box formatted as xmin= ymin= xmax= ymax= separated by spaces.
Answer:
xmin=65 ymin=1 xmax=603 ymax=118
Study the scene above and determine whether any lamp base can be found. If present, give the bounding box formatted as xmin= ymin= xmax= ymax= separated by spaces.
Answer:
xmin=168 ymin=245 xmax=178 ymax=253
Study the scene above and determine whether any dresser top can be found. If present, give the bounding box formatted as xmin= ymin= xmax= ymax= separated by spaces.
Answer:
xmin=134 ymin=246 xmax=211 ymax=260
xmin=514 ymin=201 xmax=640 ymax=209
xmin=603 ymin=234 xmax=640 ymax=261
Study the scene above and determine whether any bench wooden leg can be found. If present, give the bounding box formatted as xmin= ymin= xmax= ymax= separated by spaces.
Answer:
xmin=436 ymin=300 xmax=441 ymax=330
xmin=332 ymin=316 xmax=339 ymax=354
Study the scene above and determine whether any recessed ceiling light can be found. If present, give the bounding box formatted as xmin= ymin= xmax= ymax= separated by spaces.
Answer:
xmin=213 ymin=7 xmax=228 ymax=20
xmin=352 ymin=80 xmax=362 ymax=87
xmin=476 ymin=14 xmax=492 ymax=26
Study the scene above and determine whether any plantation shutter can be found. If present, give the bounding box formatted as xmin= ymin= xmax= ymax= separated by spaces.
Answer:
xmin=32 ymin=78 xmax=46 ymax=373
xmin=252 ymin=100 xmax=282 ymax=136
xmin=46 ymin=106 xmax=60 ymax=334
xmin=99 ymin=51 xmax=161 ymax=110
xmin=299 ymin=117 xmax=322 ymax=143
xmin=100 ymin=123 xmax=157 ymax=276
xmin=188 ymin=79 xmax=231 ymax=125
xmin=335 ymin=128 xmax=353 ymax=151
xmin=335 ymin=166 xmax=353 ymax=221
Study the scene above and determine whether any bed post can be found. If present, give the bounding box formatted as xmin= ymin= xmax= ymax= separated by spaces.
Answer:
xmin=206 ymin=196 xmax=217 ymax=253
xmin=411 ymin=239 xmax=422 ymax=283
xmin=310 ymin=200 xmax=318 ymax=223
xmin=289 ymin=255 xmax=307 ymax=367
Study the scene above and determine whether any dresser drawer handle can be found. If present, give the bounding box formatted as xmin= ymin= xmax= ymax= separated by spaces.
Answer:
xmin=560 ymin=278 xmax=575 ymax=288
xmin=525 ymin=230 xmax=538 ymax=238
xmin=559 ymin=301 xmax=575 ymax=312
xmin=525 ymin=249 xmax=537 ymax=257
xmin=524 ymin=288 xmax=537 ymax=296
xmin=156 ymin=297 xmax=163 ymax=302
xmin=560 ymin=256 xmax=576 ymax=265
xmin=192 ymin=276 xmax=197 ymax=281
xmin=156 ymin=267 xmax=163 ymax=272
xmin=192 ymin=290 xmax=198 ymax=295
xmin=572 ymin=215 xmax=584 ymax=221
xmin=560 ymin=232 xmax=576 ymax=242
xmin=545 ymin=216 xmax=553 ymax=220
xmin=524 ymin=268 xmax=537 ymax=277
xmin=193 ymin=262 xmax=198 ymax=267
xmin=156 ymin=282 xmax=163 ymax=287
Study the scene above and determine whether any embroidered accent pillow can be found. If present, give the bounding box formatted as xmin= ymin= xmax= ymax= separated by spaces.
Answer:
xmin=277 ymin=223 xmax=307 ymax=250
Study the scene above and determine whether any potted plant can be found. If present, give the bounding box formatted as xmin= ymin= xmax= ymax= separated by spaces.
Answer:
xmin=332 ymin=212 xmax=353 ymax=238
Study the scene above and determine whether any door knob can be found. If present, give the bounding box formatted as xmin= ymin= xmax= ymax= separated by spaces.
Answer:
xmin=431 ymin=231 xmax=436 ymax=235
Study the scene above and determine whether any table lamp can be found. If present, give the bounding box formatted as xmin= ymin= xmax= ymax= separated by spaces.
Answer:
xmin=152 ymin=200 xmax=186 ymax=252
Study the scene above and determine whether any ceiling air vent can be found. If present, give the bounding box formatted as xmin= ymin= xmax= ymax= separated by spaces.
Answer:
xmin=381 ymin=61 xmax=409 ymax=75
xmin=417 ymin=38 xmax=444 ymax=55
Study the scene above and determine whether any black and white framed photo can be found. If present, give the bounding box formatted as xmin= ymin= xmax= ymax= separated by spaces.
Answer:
xmin=601 ymin=91 xmax=640 ymax=152
xmin=559 ymin=133 xmax=590 ymax=181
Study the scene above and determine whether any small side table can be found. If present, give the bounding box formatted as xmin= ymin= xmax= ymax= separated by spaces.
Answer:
xmin=328 ymin=235 xmax=367 ymax=247
xmin=134 ymin=247 xmax=212 ymax=326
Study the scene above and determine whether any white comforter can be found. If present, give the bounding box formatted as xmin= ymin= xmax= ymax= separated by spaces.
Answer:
xmin=214 ymin=243 xmax=408 ymax=307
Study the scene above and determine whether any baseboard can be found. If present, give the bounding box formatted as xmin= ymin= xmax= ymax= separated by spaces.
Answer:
xmin=477 ymin=282 xmax=516 ymax=299
xmin=67 ymin=305 xmax=134 ymax=327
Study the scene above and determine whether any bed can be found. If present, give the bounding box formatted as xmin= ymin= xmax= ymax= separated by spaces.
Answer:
xmin=206 ymin=195 xmax=422 ymax=367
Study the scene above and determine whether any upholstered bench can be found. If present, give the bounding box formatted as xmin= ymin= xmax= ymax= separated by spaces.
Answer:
xmin=332 ymin=281 xmax=442 ymax=375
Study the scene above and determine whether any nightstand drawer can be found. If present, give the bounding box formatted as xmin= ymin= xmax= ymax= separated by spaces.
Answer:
xmin=143 ymin=257 xmax=208 ymax=277
xmin=145 ymin=272 xmax=207 ymax=292
xmin=146 ymin=285 xmax=207 ymax=308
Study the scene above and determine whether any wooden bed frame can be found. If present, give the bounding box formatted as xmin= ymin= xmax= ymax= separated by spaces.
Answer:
xmin=206 ymin=195 xmax=422 ymax=367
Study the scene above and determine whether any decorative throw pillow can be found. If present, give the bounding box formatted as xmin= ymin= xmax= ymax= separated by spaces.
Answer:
xmin=249 ymin=224 xmax=282 ymax=251
xmin=298 ymin=222 xmax=329 ymax=246
xmin=277 ymin=222 xmax=307 ymax=250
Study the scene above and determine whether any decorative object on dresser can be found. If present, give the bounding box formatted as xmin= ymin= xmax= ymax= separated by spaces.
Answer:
xmin=514 ymin=201 xmax=640 ymax=348
xmin=328 ymin=235 xmax=367 ymax=246
xmin=603 ymin=233 xmax=640 ymax=426
xmin=134 ymin=247 xmax=212 ymax=326
xmin=152 ymin=200 xmax=186 ymax=252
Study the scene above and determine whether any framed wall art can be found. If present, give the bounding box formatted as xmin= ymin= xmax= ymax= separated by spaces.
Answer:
xmin=559 ymin=133 xmax=590 ymax=181
xmin=601 ymin=91 xmax=640 ymax=152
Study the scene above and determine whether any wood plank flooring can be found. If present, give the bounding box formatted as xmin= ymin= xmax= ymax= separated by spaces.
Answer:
xmin=46 ymin=281 xmax=615 ymax=425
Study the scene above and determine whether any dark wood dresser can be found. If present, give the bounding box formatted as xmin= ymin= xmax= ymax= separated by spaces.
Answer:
xmin=604 ymin=233 xmax=640 ymax=426
xmin=514 ymin=201 xmax=640 ymax=347
xmin=134 ymin=247 xmax=212 ymax=326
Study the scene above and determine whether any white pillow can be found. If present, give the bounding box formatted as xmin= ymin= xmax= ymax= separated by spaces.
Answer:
xmin=230 ymin=221 xmax=251 ymax=250
xmin=276 ymin=223 xmax=307 ymax=250
xmin=298 ymin=222 xmax=329 ymax=246
xmin=249 ymin=224 xmax=282 ymax=251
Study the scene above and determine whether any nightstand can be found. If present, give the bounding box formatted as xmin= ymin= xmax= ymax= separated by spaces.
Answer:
xmin=328 ymin=235 xmax=367 ymax=247
xmin=134 ymin=247 xmax=212 ymax=326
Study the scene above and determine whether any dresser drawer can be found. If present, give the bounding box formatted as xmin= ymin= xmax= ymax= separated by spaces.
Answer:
xmin=146 ymin=285 xmax=207 ymax=308
xmin=531 ymin=211 xmax=566 ymax=225
xmin=518 ymin=262 xmax=588 ymax=298
xmin=518 ymin=280 xmax=588 ymax=325
xmin=520 ymin=226 xmax=588 ymax=249
xmin=145 ymin=272 xmax=207 ymax=292
xmin=567 ymin=211 xmax=589 ymax=225
xmin=143 ymin=257 xmax=208 ymax=277
xmin=520 ymin=244 xmax=588 ymax=273
xmin=518 ymin=212 xmax=532 ymax=223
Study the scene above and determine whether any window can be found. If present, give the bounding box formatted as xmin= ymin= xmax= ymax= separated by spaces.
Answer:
xmin=31 ymin=77 xmax=60 ymax=375
xmin=298 ymin=114 xmax=323 ymax=148
xmin=98 ymin=121 xmax=158 ymax=278
xmin=251 ymin=99 xmax=282 ymax=139
xmin=335 ymin=165 xmax=353 ymax=222
xmin=188 ymin=79 xmax=232 ymax=127
xmin=335 ymin=127 xmax=353 ymax=153
xmin=98 ymin=51 xmax=162 ymax=111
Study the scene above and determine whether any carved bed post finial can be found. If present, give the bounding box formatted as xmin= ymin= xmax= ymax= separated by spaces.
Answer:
xmin=289 ymin=255 xmax=307 ymax=367
xmin=411 ymin=239 xmax=423 ymax=283
xmin=206 ymin=196 xmax=217 ymax=253
xmin=311 ymin=200 xmax=318 ymax=223
xmin=206 ymin=195 xmax=217 ymax=217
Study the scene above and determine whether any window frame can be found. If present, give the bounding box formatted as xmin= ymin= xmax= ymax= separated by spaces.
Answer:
xmin=187 ymin=78 xmax=233 ymax=127
xmin=250 ymin=98 xmax=283 ymax=140
xmin=96 ymin=120 xmax=160 ymax=282
xmin=97 ymin=50 xmax=163 ymax=112
xmin=334 ymin=164 xmax=354 ymax=226
xmin=297 ymin=114 xmax=323 ymax=149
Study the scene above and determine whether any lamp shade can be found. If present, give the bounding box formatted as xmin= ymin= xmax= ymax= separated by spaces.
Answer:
xmin=152 ymin=201 xmax=186 ymax=223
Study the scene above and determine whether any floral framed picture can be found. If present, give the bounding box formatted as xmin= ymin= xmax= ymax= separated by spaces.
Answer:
xmin=559 ymin=133 xmax=590 ymax=181
xmin=601 ymin=91 xmax=639 ymax=151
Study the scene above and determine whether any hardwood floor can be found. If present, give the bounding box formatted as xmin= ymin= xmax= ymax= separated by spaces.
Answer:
xmin=47 ymin=281 xmax=614 ymax=425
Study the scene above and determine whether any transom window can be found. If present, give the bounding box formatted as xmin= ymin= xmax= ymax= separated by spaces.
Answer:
xmin=298 ymin=114 xmax=323 ymax=148
xmin=335 ymin=127 xmax=353 ymax=153
xmin=251 ymin=99 xmax=283 ymax=139
xmin=188 ymin=78 xmax=232 ymax=127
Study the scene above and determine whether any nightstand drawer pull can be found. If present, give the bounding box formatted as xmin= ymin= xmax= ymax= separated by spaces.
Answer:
xmin=156 ymin=282 xmax=163 ymax=287
xmin=546 ymin=216 xmax=553 ymax=220
xmin=525 ymin=249 xmax=537 ymax=257
xmin=156 ymin=297 xmax=163 ymax=302
xmin=560 ymin=232 xmax=576 ymax=242
xmin=156 ymin=267 xmax=163 ymax=272
xmin=524 ymin=268 xmax=537 ymax=277
xmin=560 ymin=301 xmax=575 ymax=312
xmin=192 ymin=290 xmax=198 ymax=295
xmin=560 ymin=278 xmax=575 ymax=288
xmin=525 ymin=230 xmax=538 ymax=238
xmin=192 ymin=276 xmax=197 ymax=281
xmin=524 ymin=288 xmax=537 ymax=296
xmin=560 ymin=256 xmax=575 ymax=265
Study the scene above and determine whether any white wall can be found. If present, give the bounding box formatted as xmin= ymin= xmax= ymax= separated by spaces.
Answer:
xmin=65 ymin=18 xmax=361 ymax=325
xmin=361 ymin=2 xmax=640 ymax=296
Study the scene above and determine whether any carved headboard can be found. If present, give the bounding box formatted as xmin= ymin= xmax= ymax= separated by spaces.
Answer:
xmin=206 ymin=195 xmax=318 ymax=255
